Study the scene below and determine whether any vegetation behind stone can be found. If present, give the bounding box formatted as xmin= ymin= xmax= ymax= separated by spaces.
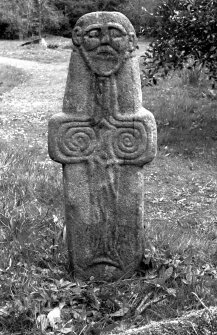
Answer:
xmin=142 ymin=0 xmax=217 ymax=87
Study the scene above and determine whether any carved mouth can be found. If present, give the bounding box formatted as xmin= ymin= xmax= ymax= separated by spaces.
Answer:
xmin=96 ymin=46 xmax=117 ymax=60
xmin=97 ymin=52 xmax=114 ymax=59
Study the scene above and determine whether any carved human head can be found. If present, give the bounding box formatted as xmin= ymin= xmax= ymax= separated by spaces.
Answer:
xmin=72 ymin=12 xmax=137 ymax=76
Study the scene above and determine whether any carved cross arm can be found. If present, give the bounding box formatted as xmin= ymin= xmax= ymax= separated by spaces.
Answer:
xmin=48 ymin=113 xmax=96 ymax=164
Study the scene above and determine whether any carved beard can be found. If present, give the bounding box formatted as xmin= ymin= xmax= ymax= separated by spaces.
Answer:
xmin=80 ymin=45 xmax=124 ymax=76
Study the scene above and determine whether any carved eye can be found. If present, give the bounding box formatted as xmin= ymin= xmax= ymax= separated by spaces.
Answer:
xmin=109 ymin=28 xmax=123 ymax=38
xmin=87 ymin=29 xmax=100 ymax=38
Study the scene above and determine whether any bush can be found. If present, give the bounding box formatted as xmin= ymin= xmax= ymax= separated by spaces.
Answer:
xmin=142 ymin=0 xmax=217 ymax=86
xmin=0 ymin=19 xmax=19 ymax=40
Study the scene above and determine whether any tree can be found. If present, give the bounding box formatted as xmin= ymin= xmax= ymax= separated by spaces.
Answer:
xmin=35 ymin=0 xmax=65 ymax=38
xmin=0 ymin=0 xmax=36 ymax=39
xmin=63 ymin=0 xmax=129 ymax=28
xmin=0 ymin=0 xmax=66 ymax=39
xmin=37 ymin=0 xmax=44 ymax=39
xmin=121 ymin=0 xmax=161 ymax=34
xmin=142 ymin=0 xmax=217 ymax=85
xmin=0 ymin=0 xmax=159 ymax=39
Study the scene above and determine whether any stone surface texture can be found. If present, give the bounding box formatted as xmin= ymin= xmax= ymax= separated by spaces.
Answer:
xmin=48 ymin=11 xmax=157 ymax=281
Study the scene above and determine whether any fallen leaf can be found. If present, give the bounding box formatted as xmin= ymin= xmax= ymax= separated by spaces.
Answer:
xmin=166 ymin=288 xmax=176 ymax=297
xmin=47 ymin=305 xmax=64 ymax=330
xmin=162 ymin=266 xmax=173 ymax=281
xmin=36 ymin=314 xmax=49 ymax=332
xmin=60 ymin=327 xmax=75 ymax=334
xmin=58 ymin=278 xmax=76 ymax=289
xmin=110 ymin=307 xmax=129 ymax=317
xmin=0 ymin=306 xmax=10 ymax=317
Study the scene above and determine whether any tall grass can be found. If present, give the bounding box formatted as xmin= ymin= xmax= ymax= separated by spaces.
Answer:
xmin=142 ymin=66 xmax=217 ymax=164
xmin=0 ymin=141 xmax=66 ymax=269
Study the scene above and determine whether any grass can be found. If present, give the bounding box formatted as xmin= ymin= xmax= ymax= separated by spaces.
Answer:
xmin=0 ymin=38 xmax=217 ymax=334
xmin=0 ymin=64 xmax=28 ymax=95
xmin=0 ymin=36 xmax=71 ymax=63
xmin=142 ymin=66 xmax=217 ymax=165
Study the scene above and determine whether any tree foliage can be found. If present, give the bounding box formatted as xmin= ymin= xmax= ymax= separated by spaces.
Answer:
xmin=0 ymin=0 xmax=161 ymax=39
xmin=0 ymin=0 xmax=35 ymax=39
xmin=63 ymin=0 xmax=129 ymax=29
xmin=0 ymin=0 xmax=131 ymax=39
xmin=121 ymin=0 xmax=161 ymax=34
xmin=0 ymin=0 xmax=65 ymax=39
xmin=143 ymin=0 xmax=217 ymax=84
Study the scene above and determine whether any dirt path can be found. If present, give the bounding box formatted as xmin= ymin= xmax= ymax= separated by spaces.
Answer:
xmin=0 ymin=56 xmax=68 ymax=155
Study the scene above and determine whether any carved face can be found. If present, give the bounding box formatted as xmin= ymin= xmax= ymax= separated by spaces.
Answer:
xmin=73 ymin=22 xmax=136 ymax=76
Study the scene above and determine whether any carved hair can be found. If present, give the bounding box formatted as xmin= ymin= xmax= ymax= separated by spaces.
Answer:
xmin=63 ymin=12 xmax=142 ymax=117
xmin=73 ymin=11 xmax=136 ymax=38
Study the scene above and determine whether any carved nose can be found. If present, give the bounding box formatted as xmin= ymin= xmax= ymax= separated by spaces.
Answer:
xmin=101 ymin=34 xmax=110 ymax=44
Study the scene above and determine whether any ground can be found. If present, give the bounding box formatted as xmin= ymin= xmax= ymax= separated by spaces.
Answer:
xmin=0 ymin=56 xmax=67 ymax=153
xmin=0 ymin=38 xmax=216 ymax=335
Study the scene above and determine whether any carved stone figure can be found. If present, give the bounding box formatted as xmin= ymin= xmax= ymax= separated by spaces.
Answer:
xmin=48 ymin=11 xmax=157 ymax=281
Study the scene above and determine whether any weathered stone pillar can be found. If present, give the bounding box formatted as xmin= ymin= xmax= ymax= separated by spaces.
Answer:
xmin=48 ymin=12 xmax=157 ymax=281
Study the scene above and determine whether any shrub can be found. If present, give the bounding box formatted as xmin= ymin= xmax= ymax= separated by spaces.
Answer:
xmin=142 ymin=0 xmax=217 ymax=86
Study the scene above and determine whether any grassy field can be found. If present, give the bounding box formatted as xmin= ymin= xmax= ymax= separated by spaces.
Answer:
xmin=0 ymin=39 xmax=216 ymax=335
xmin=0 ymin=64 xmax=28 ymax=96
xmin=0 ymin=37 xmax=72 ymax=63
